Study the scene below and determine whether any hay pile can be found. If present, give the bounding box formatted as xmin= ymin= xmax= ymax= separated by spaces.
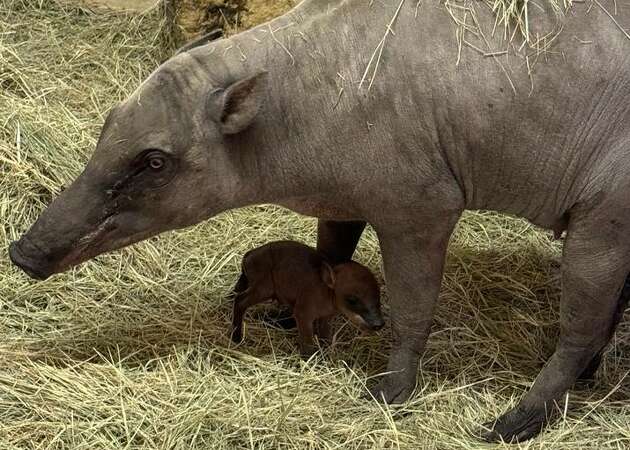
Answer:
xmin=0 ymin=0 xmax=628 ymax=449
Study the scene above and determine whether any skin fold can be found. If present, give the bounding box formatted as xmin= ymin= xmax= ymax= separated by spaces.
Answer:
xmin=9 ymin=0 xmax=630 ymax=442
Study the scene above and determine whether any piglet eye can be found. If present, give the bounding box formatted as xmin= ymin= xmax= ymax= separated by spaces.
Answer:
xmin=346 ymin=296 xmax=359 ymax=306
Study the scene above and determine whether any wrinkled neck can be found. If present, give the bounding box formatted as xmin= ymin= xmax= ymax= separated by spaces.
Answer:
xmin=191 ymin=2 xmax=357 ymax=209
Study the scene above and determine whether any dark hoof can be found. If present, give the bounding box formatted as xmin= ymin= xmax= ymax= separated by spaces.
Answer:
xmin=574 ymin=354 xmax=602 ymax=389
xmin=230 ymin=327 xmax=243 ymax=344
xmin=257 ymin=309 xmax=297 ymax=329
xmin=274 ymin=316 xmax=297 ymax=330
xmin=364 ymin=373 xmax=415 ymax=404
xmin=479 ymin=405 xmax=548 ymax=443
xmin=577 ymin=353 xmax=601 ymax=382
xmin=300 ymin=347 xmax=317 ymax=360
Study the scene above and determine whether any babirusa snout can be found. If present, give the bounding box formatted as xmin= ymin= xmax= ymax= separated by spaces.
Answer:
xmin=8 ymin=239 xmax=51 ymax=280
xmin=9 ymin=174 xmax=111 ymax=279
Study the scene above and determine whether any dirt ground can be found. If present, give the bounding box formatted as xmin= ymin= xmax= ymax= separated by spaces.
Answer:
xmin=171 ymin=0 xmax=298 ymax=42
xmin=60 ymin=0 xmax=297 ymax=41
xmin=240 ymin=0 xmax=297 ymax=29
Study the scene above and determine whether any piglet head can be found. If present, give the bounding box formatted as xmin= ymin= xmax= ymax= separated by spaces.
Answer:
xmin=322 ymin=261 xmax=385 ymax=332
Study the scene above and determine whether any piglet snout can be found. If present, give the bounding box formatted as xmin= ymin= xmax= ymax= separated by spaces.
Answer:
xmin=369 ymin=317 xmax=385 ymax=331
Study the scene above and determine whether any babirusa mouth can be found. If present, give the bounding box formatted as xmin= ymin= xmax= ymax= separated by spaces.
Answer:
xmin=55 ymin=213 xmax=118 ymax=271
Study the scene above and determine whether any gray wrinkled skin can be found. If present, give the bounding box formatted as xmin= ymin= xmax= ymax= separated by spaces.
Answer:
xmin=9 ymin=0 xmax=630 ymax=442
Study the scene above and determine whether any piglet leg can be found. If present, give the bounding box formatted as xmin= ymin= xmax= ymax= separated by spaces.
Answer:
xmin=315 ymin=318 xmax=332 ymax=343
xmin=294 ymin=313 xmax=317 ymax=358
xmin=231 ymin=291 xmax=267 ymax=343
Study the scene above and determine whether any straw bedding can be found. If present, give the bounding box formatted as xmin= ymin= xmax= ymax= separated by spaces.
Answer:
xmin=0 ymin=0 xmax=628 ymax=448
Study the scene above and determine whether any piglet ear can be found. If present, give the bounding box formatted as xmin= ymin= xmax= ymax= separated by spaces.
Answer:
xmin=320 ymin=262 xmax=336 ymax=289
xmin=209 ymin=71 xmax=269 ymax=135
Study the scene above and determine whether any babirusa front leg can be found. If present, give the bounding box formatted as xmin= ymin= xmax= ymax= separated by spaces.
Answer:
xmin=368 ymin=217 xmax=458 ymax=403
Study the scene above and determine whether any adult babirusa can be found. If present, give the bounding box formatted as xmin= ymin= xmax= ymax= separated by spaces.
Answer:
xmin=10 ymin=0 xmax=630 ymax=442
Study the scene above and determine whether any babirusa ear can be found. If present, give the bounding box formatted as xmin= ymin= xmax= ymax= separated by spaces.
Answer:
xmin=210 ymin=71 xmax=269 ymax=135
xmin=320 ymin=262 xmax=336 ymax=289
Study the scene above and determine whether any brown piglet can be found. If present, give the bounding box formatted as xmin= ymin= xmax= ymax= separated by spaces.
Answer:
xmin=230 ymin=240 xmax=384 ymax=357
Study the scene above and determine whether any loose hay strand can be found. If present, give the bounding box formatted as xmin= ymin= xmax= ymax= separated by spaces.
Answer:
xmin=359 ymin=0 xmax=406 ymax=92
xmin=594 ymin=0 xmax=630 ymax=41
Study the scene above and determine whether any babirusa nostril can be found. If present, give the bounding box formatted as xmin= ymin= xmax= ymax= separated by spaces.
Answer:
xmin=8 ymin=240 xmax=50 ymax=280
xmin=8 ymin=241 xmax=19 ymax=263
xmin=8 ymin=241 xmax=26 ymax=266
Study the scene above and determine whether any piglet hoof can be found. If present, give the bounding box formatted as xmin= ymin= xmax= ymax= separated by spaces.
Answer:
xmin=230 ymin=327 xmax=243 ymax=344
xmin=479 ymin=404 xmax=548 ymax=443
xmin=299 ymin=345 xmax=317 ymax=360
xmin=259 ymin=309 xmax=297 ymax=329
xmin=364 ymin=372 xmax=415 ymax=404
xmin=274 ymin=316 xmax=298 ymax=330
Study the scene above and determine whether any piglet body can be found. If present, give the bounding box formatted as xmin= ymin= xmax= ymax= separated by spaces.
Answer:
xmin=231 ymin=240 xmax=383 ymax=357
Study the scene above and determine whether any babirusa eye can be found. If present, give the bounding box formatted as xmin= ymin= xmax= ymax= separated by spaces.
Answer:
xmin=144 ymin=150 xmax=167 ymax=171
xmin=149 ymin=157 xmax=164 ymax=170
